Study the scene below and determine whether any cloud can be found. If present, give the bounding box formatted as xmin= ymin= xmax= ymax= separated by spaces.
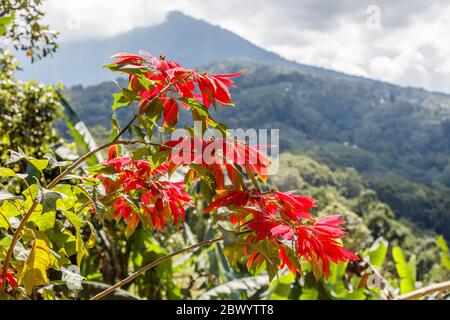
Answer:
xmin=42 ymin=0 xmax=450 ymax=93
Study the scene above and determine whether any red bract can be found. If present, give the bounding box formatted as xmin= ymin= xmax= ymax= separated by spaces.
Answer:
xmin=295 ymin=216 xmax=358 ymax=277
xmin=96 ymin=147 xmax=191 ymax=233
xmin=194 ymin=72 xmax=242 ymax=107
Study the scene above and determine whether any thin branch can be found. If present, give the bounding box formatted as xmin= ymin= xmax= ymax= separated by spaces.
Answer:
xmin=89 ymin=235 xmax=224 ymax=300
xmin=395 ymin=280 xmax=450 ymax=300
xmin=91 ymin=229 xmax=253 ymax=300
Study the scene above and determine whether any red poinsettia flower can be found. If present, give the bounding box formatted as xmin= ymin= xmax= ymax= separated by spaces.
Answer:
xmin=108 ymin=51 xmax=243 ymax=128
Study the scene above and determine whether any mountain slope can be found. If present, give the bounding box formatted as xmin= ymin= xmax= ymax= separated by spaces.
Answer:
xmin=17 ymin=11 xmax=282 ymax=86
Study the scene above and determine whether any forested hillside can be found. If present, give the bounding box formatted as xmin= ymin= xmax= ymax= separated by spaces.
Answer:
xmin=64 ymin=59 xmax=450 ymax=239
xmin=272 ymin=153 xmax=446 ymax=284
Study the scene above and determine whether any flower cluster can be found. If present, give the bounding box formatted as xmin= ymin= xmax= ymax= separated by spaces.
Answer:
xmin=96 ymin=146 xmax=191 ymax=233
xmin=162 ymin=136 xmax=271 ymax=190
xmin=110 ymin=51 xmax=243 ymax=128
xmin=205 ymin=190 xmax=357 ymax=277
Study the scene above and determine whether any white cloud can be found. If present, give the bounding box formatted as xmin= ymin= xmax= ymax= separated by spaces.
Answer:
xmin=41 ymin=0 xmax=450 ymax=93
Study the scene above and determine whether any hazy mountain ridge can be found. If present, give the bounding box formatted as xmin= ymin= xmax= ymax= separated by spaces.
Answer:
xmin=18 ymin=11 xmax=383 ymax=86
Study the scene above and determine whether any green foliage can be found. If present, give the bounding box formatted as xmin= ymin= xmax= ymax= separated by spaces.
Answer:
xmin=392 ymin=246 xmax=416 ymax=294
xmin=270 ymin=153 xmax=440 ymax=281
xmin=58 ymin=92 xmax=102 ymax=165
xmin=0 ymin=50 xmax=62 ymax=173
xmin=437 ymin=236 xmax=450 ymax=271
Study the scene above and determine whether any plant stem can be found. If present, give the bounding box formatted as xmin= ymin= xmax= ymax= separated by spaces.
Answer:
xmin=395 ymin=280 xmax=450 ymax=300
xmin=90 ymin=235 xmax=224 ymax=300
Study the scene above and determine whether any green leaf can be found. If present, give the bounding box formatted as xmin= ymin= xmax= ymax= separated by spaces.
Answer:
xmin=218 ymin=225 xmax=239 ymax=246
xmin=0 ymin=167 xmax=17 ymax=177
xmin=392 ymin=246 xmax=415 ymax=294
xmin=0 ymin=200 xmax=21 ymax=230
xmin=0 ymin=14 xmax=14 ymax=26
xmin=86 ymin=221 xmax=96 ymax=249
xmin=43 ymin=153 xmax=72 ymax=169
xmin=6 ymin=148 xmax=49 ymax=172
xmin=0 ymin=184 xmax=22 ymax=204
xmin=75 ymin=229 xmax=88 ymax=266
xmin=112 ymin=92 xmax=131 ymax=111
xmin=368 ymin=237 xmax=388 ymax=268
xmin=269 ymin=272 xmax=295 ymax=300
xmin=0 ymin=13 xmax=14 ymax=36
xmin=28 ymin=158 xmax=49 ymax=172
xmin=137 ymin=75 xmax=154 ymax=90
xmin=63 ymin=210 xmax=85 ymax=230
xmin=437 ymin=235 xmax=450 ymax=270
xmin=29 ymin=211 xmax=56 ymax=231
xmin=6 ymin=147 xmax=27 ymax=165
xmin=199 ymin=275 xmax=268 ymax=299
xmin=180 ymin=97 xmax=226 ymax=134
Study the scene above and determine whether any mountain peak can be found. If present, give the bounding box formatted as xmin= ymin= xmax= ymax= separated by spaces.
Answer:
xmin=166 ymin=10 xmax=193 ymax=21
xmin=18 ymin=10 xmax=286 ymax=85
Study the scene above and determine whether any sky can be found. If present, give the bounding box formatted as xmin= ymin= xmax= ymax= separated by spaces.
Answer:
xmin=43 ymin=0 xmax=450 ymax=93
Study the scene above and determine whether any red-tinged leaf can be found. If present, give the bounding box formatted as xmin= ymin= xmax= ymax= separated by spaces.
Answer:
xmin=225 ymin=164 xmax=245 ymax=190
xmin=270 ymin=224 xmax=295 ymax=240
xmin=204 ymin=190 xmax=249 ymax=213
xmin=169 ymin=200 xmax=181 ymax=226
xmin=213 ymin=70 xmax=245 ymax=86
xmin=163 ymin=98 xmax=179 ymax=128
xmin=125 ymin=214 xmax=139 ymax=237
xmin=247 ymin=252 xmax=258 ymax=270
xmin=111 ymin=52 xmax=144 ymax=65
xmin=1 ymin=269 xmax=18 ymax=289
xmin=210 ymin=164 xmax=225 ymax=190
